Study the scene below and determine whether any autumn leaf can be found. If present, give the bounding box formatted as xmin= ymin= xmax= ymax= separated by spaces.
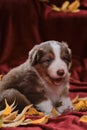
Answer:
xmin=2 ymin=115 xmax=25 ymax=127
xmin=0 ymin=116 xmax=3 ymax=128
xmin=2 ymin=99 xmax=15 ymax=116
xmin=72 ymin=95 xmax=79 ymax=104
xmin=68 ymin=0 xmax=80 ymax=12
xmin=29 ymin=115 xmax=49 ymax=124
xmin=14 ymin=105 xmax=32 ymax=122
xmin=26 ymin=107 xmax=44 ymax=116
xmin=51 ymin=107 xmax=59 ymax=117
xmin=51 ymin=4 xmax=60 ymax=12
xmin=0 ymin=101 xmax=49 ymax=127
xmin=61 ymin=1 xmax=70 ymax=12
xmin=80 ymin=115 xmax=87 ymax=123
xmin=4 ymin=111 xmax=18 ymax=123
xmin=72 ymin=95 xmax=87 ymax=111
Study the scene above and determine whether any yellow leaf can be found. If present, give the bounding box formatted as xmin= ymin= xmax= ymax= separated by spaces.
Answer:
xmin=52 ymin=4 xmax=60 ymax=12
xmin=80 ymin=115 xmax=87 ymax=123
xmin=51 ymin=107 xmax=59 ymax=117
xmin=68 ymin=0 xmax=80 ymax=11
xmin=72 ymin=96 xmax=87 ymax=111
xmin=27 ymin=107 xmax=40 ymax=115
xmin=14 ymin=105 xmax=32 ymax=122
xmin=85 ymin=100 xmax=87 ymax=108
xmin=26 ymin=107 xmax=44 ymax=116
xmin=29 ymin=115 xmax=49 ymax=124
xmin=61 ymin=1 xmax=70 ymax=11
xmin=4 ymin=111 xmax=18 ymax=123
xmin=21 ymin=119 xmax=32 ymax=126
xmin=38 ymin=112 xmax=44 ymax=116
xmin=71 ymin=9 xmax=80 ymax=12
xmin=0 ymin=116 xmax=3 ymax=128
xmin=72 ymin=95 xmax=79 ymax=104
xmin=79 ymin=97 xmax=87 ymax=101
xmin=74 ymin=101 xmax=86 ymax=111
xmin=2 ymin=115 xmax=25 ymax=127
xmin=3 ymin=99 xmax=12 ymax=116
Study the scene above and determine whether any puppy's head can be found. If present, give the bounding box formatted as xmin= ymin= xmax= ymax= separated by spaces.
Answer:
xmin=29 ymin=40 xmax=71 ymax=86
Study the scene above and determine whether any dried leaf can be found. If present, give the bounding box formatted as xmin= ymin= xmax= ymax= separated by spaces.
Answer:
xmin=61 ymin=1 xmax=70 ymax=11
xmin=72 ymin=95 xmax=79 ymax=104
xmin=51 ymin=0 xmax=80 ymax=13
xmin=21 ymin=115 xmax=49 ymax=125
xmin=85 ymin=100 xmax=87 ymax=108
xmin=2 ymin=115 xmax=25 ymax=127
xmin=71 ymin=9 xmax=80 ymax=12
xmin=72 ymin=95 xmax=87 ymax=111
xmin=26 ymin=107 xmax=44 ymax=116
xmin=0 ymin=116 xmax=3 ymax=128
xmin=14 ymin=105 xmax=32 ymax=122
xmin=79 ymin=97 xmax=87 ymax=101
xmin=38 ymin=112 xmax=45 ymax=116
xmin=0 ymin=100 xmax=16 ymax=117
xmin=29 ymin=115 xmax=49 ymax=124
xmin=10 ymin=100 xmax=16 ymax=112
xmin=0 ymin=100 xmax=49 ymax=127
xmin=68 ymin=0 xmax=80 ymax=11
xmin=4 ymin=111 xmax=18 ymax=123
xmin=51 ymin=107 xmax=59 ymax=117
xmin=74 ymin=101 xmax=86 ymax=111
xmin=52 ymin=4 xmax=60 ymax=12
xmin=80 ymin=115 xmax=87 ymax=123
xmin=21 ymin=119 xmax=32 ymax=125
xmin=3 ymin=99 xmax=13 ymax=116
xmin=27 ymin=107 xmax=40 ymax=115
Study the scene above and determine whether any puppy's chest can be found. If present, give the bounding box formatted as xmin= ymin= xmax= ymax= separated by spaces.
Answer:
xmin=45 ymin=84 xmax=65 ymax=104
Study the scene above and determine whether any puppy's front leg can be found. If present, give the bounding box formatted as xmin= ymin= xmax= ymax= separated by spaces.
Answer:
xmin=57 ymin=96 xmax=73 ymax=114
xmin=36 ymin=99 xmax=53 ymax=115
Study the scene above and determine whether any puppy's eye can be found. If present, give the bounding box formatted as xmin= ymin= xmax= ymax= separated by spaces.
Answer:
xmin=61 ymin=47 xmax=71 ymax=65
xmin=63 ymin=56 xmax=70 ymax=63
xmin=44 ymin=58 xmax=52 ymax=63
xmin=41 ymin=58 xmax=52 ymax=66
xmin=63 ymin=56 xmax=69 ymax=61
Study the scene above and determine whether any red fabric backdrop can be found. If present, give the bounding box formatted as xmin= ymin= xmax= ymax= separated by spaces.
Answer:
xmin=0 ymin=0 xmax=87 ymax=130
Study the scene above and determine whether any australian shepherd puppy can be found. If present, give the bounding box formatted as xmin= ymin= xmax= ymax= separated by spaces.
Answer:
xmin=0 ymin=40 xmax=73 ymax=114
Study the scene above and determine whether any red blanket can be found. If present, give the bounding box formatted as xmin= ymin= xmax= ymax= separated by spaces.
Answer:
xmin=0 ymin=0 xmax=87 ymax=130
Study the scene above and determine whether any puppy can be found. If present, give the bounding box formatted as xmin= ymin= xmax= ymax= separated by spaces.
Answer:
xmin=0 ymin=40 xmax=73 ymax=114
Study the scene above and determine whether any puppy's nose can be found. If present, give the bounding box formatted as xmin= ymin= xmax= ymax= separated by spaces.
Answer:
xmin=57 ymin=69 xmax=65 ymax=76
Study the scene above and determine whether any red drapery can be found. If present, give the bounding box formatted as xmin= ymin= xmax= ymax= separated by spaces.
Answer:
xmin=0 ymin=0 xmax=87 ymax=129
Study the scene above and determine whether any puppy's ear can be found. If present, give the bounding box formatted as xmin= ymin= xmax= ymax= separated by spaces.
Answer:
xmin=61 ymin=41 xmax=72 ymax=69
xmin=29 ymin=45 xmax=43 ymax=66
xmin=62 ymin=41 xmax=72 ymax=58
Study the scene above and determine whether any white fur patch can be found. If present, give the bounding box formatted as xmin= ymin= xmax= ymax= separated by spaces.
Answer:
xmin=57 ymin=96 xmax=73 ymax=114
xmin=47 ymin=42 xmax=68 ymax=79
xmin=36 ymin=100 xmax=53 ymax=114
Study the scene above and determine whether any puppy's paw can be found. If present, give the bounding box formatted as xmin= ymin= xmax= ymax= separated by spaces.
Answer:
xmin=57 ymin=104 xmax=74 ymax=114
xmin=35 ymin=100 xmax=53 ymax=115
xmin=62 ymin=106 xmax=74 ymax=114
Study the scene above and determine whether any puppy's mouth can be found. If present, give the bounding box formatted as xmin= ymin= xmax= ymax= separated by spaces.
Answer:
xmin=49 ymin=77 xmax=64 ymax=86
